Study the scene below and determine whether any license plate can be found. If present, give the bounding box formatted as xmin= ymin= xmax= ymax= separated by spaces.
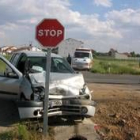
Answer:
xmin=48 ymin=100 xmax=62 ymax=108
xmin=76 ymin=63 xmax=84 ymax=67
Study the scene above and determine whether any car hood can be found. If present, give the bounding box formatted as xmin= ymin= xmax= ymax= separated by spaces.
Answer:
xmin=29 ymin=72 xmax=85 ymax=96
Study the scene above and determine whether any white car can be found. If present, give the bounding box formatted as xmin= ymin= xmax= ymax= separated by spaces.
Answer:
xmin=72 ymin=48 xmax=93 ymax=70
xmin=8 ymin=51 xmax=92 ymax=100
xmin=0 ymin=51 xmax=95 ymax=119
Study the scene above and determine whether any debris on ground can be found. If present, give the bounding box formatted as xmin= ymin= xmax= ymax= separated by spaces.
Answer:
xmin=88 ymin=83 xmax=140 ymax=140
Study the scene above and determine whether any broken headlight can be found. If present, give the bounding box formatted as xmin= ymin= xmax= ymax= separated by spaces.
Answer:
xmin=34 ymin=87 xmax=45 ymax=101
xmin=79 ymin=84 xmax=91 ymax=99
xmin=79 ymin=84 xmax=87 ymax=95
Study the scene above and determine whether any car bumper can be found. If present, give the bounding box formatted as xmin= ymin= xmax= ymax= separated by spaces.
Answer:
xmin=16 ymin=99 xmax=96 ymax=119
xmin=72 ymin=64 xmax=90 ymax=70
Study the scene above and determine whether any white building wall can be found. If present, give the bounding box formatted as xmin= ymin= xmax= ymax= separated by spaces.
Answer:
xmin=57 ymin=38 xmax=83 ymax=57
xmin=115 ymin=53 xmax=128 ymax=59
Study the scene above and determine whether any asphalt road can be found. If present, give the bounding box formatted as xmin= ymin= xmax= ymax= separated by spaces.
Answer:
xmin=82 ymin=71 xmax=140 ymax=84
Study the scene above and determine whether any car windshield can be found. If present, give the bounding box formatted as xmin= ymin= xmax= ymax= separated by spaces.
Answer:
xmin=28 ymin=56 xmax=74 ymax=73
xmin=74 ymin=52 xmax=90 ymax=58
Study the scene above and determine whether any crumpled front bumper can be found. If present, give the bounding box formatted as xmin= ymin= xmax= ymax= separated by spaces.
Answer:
xmin=16 ymin=99 xmax=96 ymax=119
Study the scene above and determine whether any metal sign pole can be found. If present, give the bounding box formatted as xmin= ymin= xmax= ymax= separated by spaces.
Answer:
xmin=43 ymin=48 xmax=51 ymax=137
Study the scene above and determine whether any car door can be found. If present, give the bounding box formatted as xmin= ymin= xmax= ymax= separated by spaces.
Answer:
xmin=0 ymin=55 xmax=22 ymax=100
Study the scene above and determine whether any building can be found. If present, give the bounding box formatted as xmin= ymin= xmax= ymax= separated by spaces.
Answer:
xmin=13 ymin=45 xmax=40 ymax=52
xmin=114 ymin=52 xmax=128 ymax=59
xmin=57 ymin=38 xmax=84 ymax=57
xmin=108 ymin=48 xmax=129 ymax=59
xmin=0 ymin=45 xmax=40 ymax=55
xmin=0 ymin=46 xmax=17 ymax=55
xmin=108 ymin=48 xmax=118 ymax=57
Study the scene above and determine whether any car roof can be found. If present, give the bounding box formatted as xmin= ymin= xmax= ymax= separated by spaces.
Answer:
xmin=14 ymin=51 xmax=62 ymax=58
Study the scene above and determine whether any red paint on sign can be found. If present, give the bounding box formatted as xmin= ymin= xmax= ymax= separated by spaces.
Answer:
xmin=36 ymin=19 xmax=64 ymax=48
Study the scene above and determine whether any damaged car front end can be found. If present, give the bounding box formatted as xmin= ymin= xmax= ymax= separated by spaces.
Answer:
xmin=17 ymin=71 xmax=96 ymax=119
xmin=17 ymin=98 xmax=96 ymax=119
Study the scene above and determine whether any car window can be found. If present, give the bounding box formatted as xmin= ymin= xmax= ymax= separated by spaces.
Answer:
xmin=0 ymin=58 xmax=7 ymax=76
xmin=27 ymin=56 xmax=74 ymax=73
xmin=27 ymin=57 xmax=46 ymax=72
xmin=74 ymin=52 xmax=90 ymax=58
xmin=10 ymin=53 xmax=16 ymax=63
xmin=11 ymin=53 xmax=20 ymax=66
xmin=52 ymin=57 xmax=74 ymax=73
xmin=0 ymin=58 xmax=17 ymax=78
xmin=17 ymin=55 xmax=27 ymax=73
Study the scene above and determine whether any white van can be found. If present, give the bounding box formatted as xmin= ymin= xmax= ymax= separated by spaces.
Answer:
xmin=72 ymin=48 xmax=93 ymax=70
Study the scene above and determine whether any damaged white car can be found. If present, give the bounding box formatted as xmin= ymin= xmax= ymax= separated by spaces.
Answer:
xmin=0 ymin=51 xmax=96 ymax=119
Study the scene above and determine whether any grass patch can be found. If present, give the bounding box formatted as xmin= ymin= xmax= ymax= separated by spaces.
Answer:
xmin=17 ymin=124 xmax=30 ymax=140
xmin=0 ymin=131 xmax=14 ymax=140
xmin=0 ymin=124 xmax=34 ymax=140
xmin=91 ymin=58 xmax=140 ymax=75
xmin=0 ymin=55 xmax=11 ymax=74
xmin=0 ymin=122 xmax=54 ymax=140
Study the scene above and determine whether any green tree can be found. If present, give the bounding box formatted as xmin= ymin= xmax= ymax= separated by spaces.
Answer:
xmin=130 ymin=51 xmax=136 ymax=57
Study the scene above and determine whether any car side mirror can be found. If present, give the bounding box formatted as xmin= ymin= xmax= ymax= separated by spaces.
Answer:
xmin=7 ymin=72 xmax=18 ymax=78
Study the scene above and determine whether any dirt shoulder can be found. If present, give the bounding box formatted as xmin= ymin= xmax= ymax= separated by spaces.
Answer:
xmin=88 ymin=83 xmax=140 ymax=140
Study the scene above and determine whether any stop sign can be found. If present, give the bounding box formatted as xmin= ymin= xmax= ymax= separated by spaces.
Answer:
xmin=36 ymin=19 xmax=64 ymax=48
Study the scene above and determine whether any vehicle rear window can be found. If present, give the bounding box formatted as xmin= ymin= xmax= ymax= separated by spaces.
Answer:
xmin=74 ymin=52 xmax=90 ymax=58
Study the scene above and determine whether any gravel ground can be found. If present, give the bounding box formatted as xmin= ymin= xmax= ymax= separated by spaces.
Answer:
xmin=88 ymin=83 xmax=140 ymax=140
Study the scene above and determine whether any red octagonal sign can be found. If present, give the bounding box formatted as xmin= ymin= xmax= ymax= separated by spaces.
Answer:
xmin=36 ymin=19 xmax=64 ymax=48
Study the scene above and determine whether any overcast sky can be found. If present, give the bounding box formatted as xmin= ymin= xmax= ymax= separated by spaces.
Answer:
xmin=0 ymin=0 xmax=140 ymax=53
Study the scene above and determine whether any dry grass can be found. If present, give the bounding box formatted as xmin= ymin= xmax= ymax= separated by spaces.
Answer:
xmin=88 ymin=83 xmax=140 ymax=140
